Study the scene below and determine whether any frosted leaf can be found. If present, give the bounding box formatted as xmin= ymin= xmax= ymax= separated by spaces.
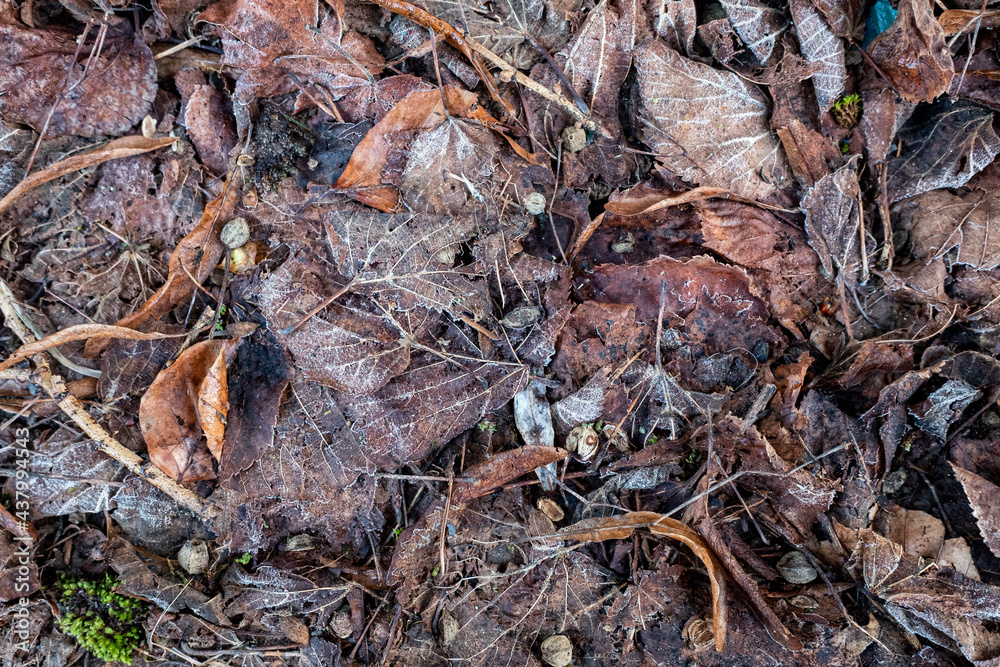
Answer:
xmin=896 ymin=190 xmax=1000 ymax=271
xmin=635 ymin=40 xmax=790 ymax=201
xmin=654 ymin=0 xmax=697 ymax=55
xmin=719 ymin=0 xmax=788 ymax=64
xmin=790 ymin=0 xmax=847 ymax=113
xmin=802 ymin=156 xmax=862 ymax=282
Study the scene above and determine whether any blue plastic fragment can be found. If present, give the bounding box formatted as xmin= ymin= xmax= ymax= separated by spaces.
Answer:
xmin=862 ymin=0 xmax=899 ymax=49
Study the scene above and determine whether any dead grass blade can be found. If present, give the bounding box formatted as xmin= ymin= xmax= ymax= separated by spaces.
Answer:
xmin=0 ymin=324 xmax=186 ymax=372
xmin=558 ymin=511 xmax=728 ymax=651
xmin=0 ymin=135 xmax=176 ymax=216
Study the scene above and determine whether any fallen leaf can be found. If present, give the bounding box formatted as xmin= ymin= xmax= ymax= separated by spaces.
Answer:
xmin=175 ymin=69 xmax=238 ymax=174
xmin=908 ymin=378 xmax=980 ymax=439
xmin=558 ymin=511 xmax=728 ymax=651
xmin=0 ymin=12 xmax=157 ymax=137
xmin=720 ymin=0 xmax=788 ymax=65
xmin=197 ymin=0 xmax=384 ymax=131
xmin=139 ymin=339 xmax=239 ymax=484
xmin=952 ymin=462 xmax=1000 ymax=559
xmin=0 ymin=323 xmax=183 ymax=372
xmin=884 ymin=505 xmax=944 ymax=559
xmin=0 ymin=135 xmax=176 ymax=216
xmin=867 ymin=0 xmax=953 ymax=103
xmin=886 ymin=101 xmax=1000 ymax=202
xmin=802 ymin=156 xmax=864 ymax=284
xmin=789 ymin=0 xmax=847 ymax=113
xmin=635 ymin=40 xmax=790 ymax=201
xmin=85 ymin=180 xmax=239 ymax=357
xmin=654 ymin=0 xmax=697 ymax=54
xmin=938 ymin=9 xmax=1000 ymax=35
xmin=896 ymin=190 xmax=1000 ymax=270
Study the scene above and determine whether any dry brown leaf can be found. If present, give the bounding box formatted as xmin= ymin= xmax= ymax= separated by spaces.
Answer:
xmin=0 ymin=324 xmax=184 ymax=372
xmin=867 ymin=0 xmax=953 ymax=104
xmin=558 ymin=511 xmax=727 ymax=651
xmin=952 ymin=462 xmax=1000 ymax=559
xmin=789 ymin=0 xmax=846 ymax=113
xmin=635 ymin=40 xmax=789 ymax=201
xmin=333 ymin=87 xmax=495 ymax=211
xmin=0 ymin=135 xmax=176 ymax=217
xmin=0 ymin=12 xmax=157 ymax=137
xmin=85 ymin=181 xmax=238 ymax=358
xmin=896 ymin=190 xmax=1000 ymax=270
xmin=139 ymin=339 xmax=239 ymax=484
xmin=655 ymin=0 xmax=697 ymax=54
xmin=884 ymin=505 xmax=944 ymax=560
xmin=938 ymin=9 xmax=1000 ymax=35
xmin=802 ymin=155 xmax=864 ymax=284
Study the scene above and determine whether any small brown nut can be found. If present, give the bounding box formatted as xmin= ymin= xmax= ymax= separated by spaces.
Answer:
xmin=523 ymin=191 xmax=548 ymax=215
xmin=601 ymin=423 xmax=629 ymax=452
xmin=777 ymin=551 xmax=818 ymax=584
xmin=788 ymin=594 xmax=819 ymax=611
xmin=177 ymin=540 xmax=209 ymax=575
xmin=683 ymin=616 xmax=715 ymax=651
xmin=242 ymin=188 xmax=259 ymax=209
xmin=501 ymin=306 xmax=543 ymax=329
xmin=540 ymin=634 xmax=573 ymax=667
xmin=220 ymin=217 xmax=250 ymax=249
xmin=537 ymin=497 xmax=564 ymax=522
xmin=566 ymin=424 xmax=599 ymax=460
xmin=561 ymin=126 xmax=587 ymax=153
xmin=281 ymin=534 xmax=315 ymax=552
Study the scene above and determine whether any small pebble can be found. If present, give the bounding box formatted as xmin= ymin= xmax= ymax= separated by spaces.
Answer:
xmin=541 ymin=634 xmax=573 ymax=667
xmin=220 ymin=217 xmax=250 ymax=249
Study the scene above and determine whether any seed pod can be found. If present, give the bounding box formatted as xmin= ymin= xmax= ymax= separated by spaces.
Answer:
xmin=329 ymin=607 xmax=353 ymax=639
xmin=540 ymin=634 xmax=573 ymax=667
xmin=566 ymin=424 xmax=599 ymax=460
xmin=177 ymin=540 xmax=209 ymax=575
xmin=501 ymin=306 xmax=543 ymax=329
xmin=683 ymin=616 xmax=715 ymax=651
xmin=537 ymin=497 xmax=565 ymax=522
xmin=220 ymin=217 xmax=250 ymax=249
xmin=236 ymin=153 xmax=255 ymax=167
xmin=523 ymin=192 xmax=548 ymax=215
xmin=281 ymin=534 xmax=315 ymax=552
xmin=561 ymin=126 xmax=587 ymax=152
xmin=777 ymin=551 xmax=818 ymax=584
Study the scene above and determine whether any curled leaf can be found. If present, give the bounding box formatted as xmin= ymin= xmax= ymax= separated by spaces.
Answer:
xmin=0 ymin=324 xmax=184 ymax=372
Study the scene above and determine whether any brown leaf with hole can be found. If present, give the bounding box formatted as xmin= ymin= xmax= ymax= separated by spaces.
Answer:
xmin=139 ymin=339 xmax=239 ymax=484
xmin=558 ymin=511 xmax=727 ymax=652
xmin=334 ymin=87 xmax=498 ymax=212
xmin=867 ymin=0 xmax=953 ymax=103
xmin=635 ymin=39 xmax=789 ymax=201
xmin=0 ymin=11 xmax=157 ymax=138
xmin=0 ymin=324 xmax=183 ymax=372
xmin=952 ymin=462 xmax=1000 ymax=559
xmin=0 ymin=135 xmax=176 ymax=217
xmin=85 ymin=181 xmax=238 ymax=358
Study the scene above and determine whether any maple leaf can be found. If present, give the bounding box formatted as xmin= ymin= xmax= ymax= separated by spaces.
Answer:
xmin=896 ymin=190 xmax=1000 ymax=270
xmin=719 ymin=0 xmax=788 ymax=65
xmin=789 ymin=0 xmax=847 ymax=113
xmin=634 ymin=40 xmax=790 ymax=201
xmin=0 ymin=12 xmax=156 ymax=138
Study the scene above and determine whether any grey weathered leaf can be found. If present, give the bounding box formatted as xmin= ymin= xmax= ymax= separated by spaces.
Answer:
xmin=635 ymin=40 xmax=789 ymax=201
xmin=654 ymin=0 xmax=697 ymax=54
xmin=551 ymin=369 xmax=608 ymax=432
xmin=952 ymin=462 xmax=1000 ymax=559
xmin=789 ymin=0 xmax=847 ymax=113
xmin=887 ymin=101 xmax=1000 ymax=202
xmin=895 ymin=190 xmax=1000 ymax=270
xmin=514 ymin=380 xmax=557 ymax=490
xmin=909 ymin=379 xmax=980 ymax=439
xmin=802 ymin=156 xmax=863 ymax=282
xmin=719 ymin=0 xmax=788 ymax=64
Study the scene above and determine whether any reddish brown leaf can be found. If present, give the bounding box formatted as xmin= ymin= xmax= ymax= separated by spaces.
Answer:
xmin=139 ymin=339 xmax=239 ymax=484
xmin=867 ymin=0 xmax=953 ymax=104
xmin=952 ymin=462 xmax=1000 ymax=559
xmin=0 ymin=12 xmax=157 ymax=137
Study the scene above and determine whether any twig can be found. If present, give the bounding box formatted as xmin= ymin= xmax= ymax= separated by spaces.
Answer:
xmin=954 ymin=0 xmax=989 ymax=95
xmin=0 ymin=279 xmax=220 ymax=524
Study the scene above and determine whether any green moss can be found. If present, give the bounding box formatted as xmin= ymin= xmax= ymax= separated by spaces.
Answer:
xmin=235 ymin=552 xmax=252 ymax=565
xmin=56 ymin=573 xmax=145 ymax=664
xmin=832 ymin=94 xmax=862 ymax=128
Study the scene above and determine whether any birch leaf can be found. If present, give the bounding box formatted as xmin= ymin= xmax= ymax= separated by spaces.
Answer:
xmin=635 ymin=40 xmax=789 ymax=201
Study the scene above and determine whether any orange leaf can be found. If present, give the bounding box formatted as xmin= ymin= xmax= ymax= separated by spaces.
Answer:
xmin=139 ymin=339 xmax=238 ymax=484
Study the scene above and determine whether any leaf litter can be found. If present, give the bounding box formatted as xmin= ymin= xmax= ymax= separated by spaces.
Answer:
xmin=4 ymin=0 xmax=1000 ymax=665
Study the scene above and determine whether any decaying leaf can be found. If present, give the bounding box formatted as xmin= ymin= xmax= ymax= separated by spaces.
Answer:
xmin=719 ymin=0 xmax=788 ymax=64
xmin=139 ymin=339 xmax=239 ymax=484
xmin=635 ymin=40 xmax=790 ymax=201
xmin=952 ymin=462 xmax=1000 ymax=559
xmin=654 ymin=0 xmax=697 ymax=54
xmin=0 ymin=11 xmax=157 ymax=137
xmin=896 ymin=190 xmax=1000 ymax=270
xmin=789 ymin=0 xmax=846 ymax=113
xmin=558 ymin=511 xmax=727 ymax=651
xmin=867 ymin=0 xmax=953 ymax=103
xmin=802 ymin=156 xmax=863 ymax=283
xmin=0 ymin=324 xmax=181 ymax=372
xmin=886 ymin=101 xmax=1000 ymax=202
xmin=85 ymin=182 xmax=238 ymax=357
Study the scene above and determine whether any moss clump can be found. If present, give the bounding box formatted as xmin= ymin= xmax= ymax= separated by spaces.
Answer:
xmin=832 ymin=94 xmax=862 ymax=129
xmin=56 ymin=573 xmax=145 ymax=664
